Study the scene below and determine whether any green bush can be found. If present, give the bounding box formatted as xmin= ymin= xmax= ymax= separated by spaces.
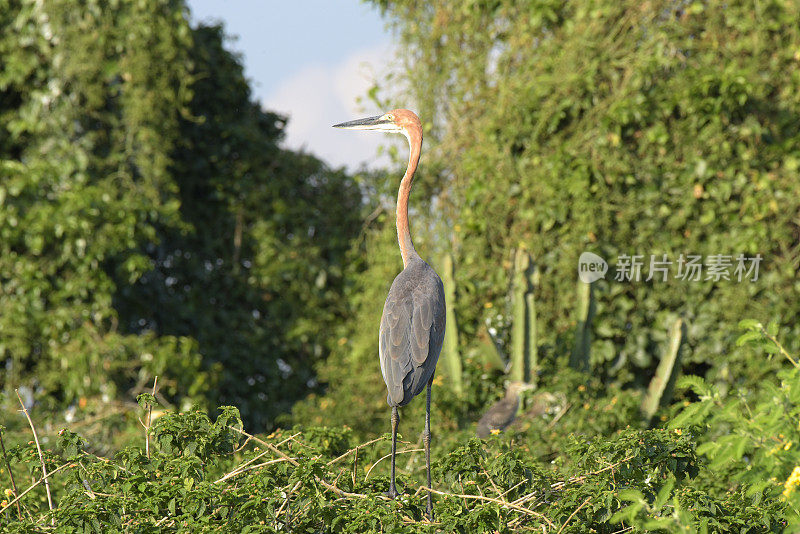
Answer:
xmin=0 ymin=399 xmax=789 ymax=532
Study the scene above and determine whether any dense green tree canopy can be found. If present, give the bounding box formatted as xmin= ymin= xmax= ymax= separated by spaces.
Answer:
xmin=0 ymin=0 xmax=361 ymax=429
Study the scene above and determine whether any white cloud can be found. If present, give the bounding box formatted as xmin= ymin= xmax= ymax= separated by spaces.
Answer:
xmin=262 ymin=43 xmax=399 ymax=170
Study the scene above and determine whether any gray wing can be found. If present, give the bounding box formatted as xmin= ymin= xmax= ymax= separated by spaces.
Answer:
xmin=379 ymin=265 xmax=445 ymax=407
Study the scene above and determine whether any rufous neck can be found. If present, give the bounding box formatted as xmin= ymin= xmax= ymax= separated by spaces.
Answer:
xmin=397 ymin=128 xmax=422 ymax=267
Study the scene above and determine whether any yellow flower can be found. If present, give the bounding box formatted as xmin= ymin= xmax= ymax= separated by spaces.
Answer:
xmin=1 ymin=500 xmax=7 ymax=507
xmin=785 ymin=441 xmax=793 ymax=451
xmin=783 ymin=466 xmax=800 ymax=499
xmin=490 ymin=429 xmax=501 ymax=435
xmin=3 ymin=488 xmax=13 ymax=498
xmin=674 ymin=429 xmax=682 ymax=435
xmin=577 ymin=385 xmax=586 ymax=392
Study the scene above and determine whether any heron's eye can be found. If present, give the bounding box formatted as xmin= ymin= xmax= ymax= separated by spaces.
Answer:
xmin=386 ymin=114 xmax=395 ymax=121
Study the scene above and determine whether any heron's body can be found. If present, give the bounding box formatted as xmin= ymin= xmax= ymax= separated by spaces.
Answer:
xmin=334 ymin=108 xmax=442 ymax=519
xmin=380 ymin=255 xmax=445 ymax=407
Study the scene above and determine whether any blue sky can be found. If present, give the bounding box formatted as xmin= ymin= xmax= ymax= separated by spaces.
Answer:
xmin=186 ymin=1 xmax=397 ymax=169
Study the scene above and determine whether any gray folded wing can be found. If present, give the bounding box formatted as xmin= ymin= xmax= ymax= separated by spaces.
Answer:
xmin=379 ymin=265 xmax=445 ymax=407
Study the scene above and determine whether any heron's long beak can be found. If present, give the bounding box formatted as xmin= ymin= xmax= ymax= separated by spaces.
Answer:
xmin=333 ymin=115 xmax=392 ymax=131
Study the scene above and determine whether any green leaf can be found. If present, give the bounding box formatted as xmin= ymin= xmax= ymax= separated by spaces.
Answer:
xmin=654 ymin=476 xmax=676 ymax=510
xmin=735 ymin=330 xmax=762 ymax=346
xmin=737 ymin=319 xmax=762 ymax=331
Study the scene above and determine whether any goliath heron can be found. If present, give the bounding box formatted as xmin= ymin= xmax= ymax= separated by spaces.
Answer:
xmin=334 ymin=109 xmax=445 ymax=519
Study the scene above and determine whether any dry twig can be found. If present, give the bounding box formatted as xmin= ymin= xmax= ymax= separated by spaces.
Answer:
xmin=416 ymin=485 xmax=556 ymax=530
xmin=498 ymin=479 xmax=527 ymax=500
xmin=551 ymin=453 xmax=635 ymax=490
xmin=16 ymin=389 xmax=54 ymax=523
xmin=227 ymin=426 xmax=369 ymax=499
xmin=557 ymin=496 xmax=591 ymax=533
xmin=547 ymin=403 xmax=571 ymax=429
xmin=215 ymin=457 xmax=297 ymax=484
xmin=275 ymin=480 xmax=302 ymax=519
xmin=0 ymin=462 xmax=75 ymax=517
xmin=327 ymin=436 xmax=383 ymax=466
xmin=364 ymin=448 xmax=424 ymax=481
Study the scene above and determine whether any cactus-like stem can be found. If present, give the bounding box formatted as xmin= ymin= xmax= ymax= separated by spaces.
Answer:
xmin=525 ymin=260 xmax=539 ymax=386
xmin=569 ymin=280 xmax=594 ymax=373
xmin=641 ymin=318 xmax=685 ymax=420
xmin=441 ymin=253 xmax=463 ymax=396
xmin=509 ymin=249 xmax=539 ymax=383
xmin=510 ymin=249 xmax=528 ymax=382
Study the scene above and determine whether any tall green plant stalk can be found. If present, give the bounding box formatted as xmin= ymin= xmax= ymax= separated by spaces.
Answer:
xmin=525 ymin=261 xmax=539 ymax=386
xmin=510 ymin=249 xmax=527 ymax=382
xmin=569 ymin=281 xmax=594 ymax=373
xmin=510 ymin=248 xmax=537 ymax=383
xmin=441 ymin=253 xmax=463 ymax=396
xmin=641 ymin=318 xmax=685 ymax=421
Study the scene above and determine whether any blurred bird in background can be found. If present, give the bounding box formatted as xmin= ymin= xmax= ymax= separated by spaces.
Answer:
xmin=476 ymin=381 xmax=535 ymax=438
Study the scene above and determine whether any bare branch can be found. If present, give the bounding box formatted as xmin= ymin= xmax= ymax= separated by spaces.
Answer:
xmin=557 ymin=496 xmax=592 ymax=533
xmin=364 ymin=448 xmax=424 ymax=481
xmin=416 ymin=485 xmax=556 ymax=529
xmin=214 ymin=457 xmax=297 ymax=484
xmin=327 ymin=436 xmax=384 ymax=466
xmin=16 ymin=389 xmax=54 ymax=523
xmin=0 ymin=462 xmax=75 ymax=517
xmin=226 ymin=425 xmax=370 ymax=499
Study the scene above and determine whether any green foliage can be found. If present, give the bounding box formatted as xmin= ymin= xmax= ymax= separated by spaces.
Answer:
xmin=0 ymin=0 xmax=207 ymax=406
xmin=0 ymin=401 xmax=789 ymax=532
xmin=669 ymin=324 xmax=800 ymax=517
xmin=350 ymin=0 xmax=800 ymax=405
xmin=2 ymin=0 xmax=800 ymax=530
xmin=0 ymin=1 xmax=361 ymax=429
xmin=2 ymin=327 xmax=796 ymax=530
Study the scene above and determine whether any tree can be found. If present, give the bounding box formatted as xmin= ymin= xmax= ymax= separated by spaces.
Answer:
xmin=0 ymin=0 xmax=361 ymax=430
xmin=115 ymin=24 xmax=363 ymax=429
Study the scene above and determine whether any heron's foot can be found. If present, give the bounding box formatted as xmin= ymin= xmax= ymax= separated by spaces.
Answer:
xmin=384 ymin=486 xmax=402 ymax=499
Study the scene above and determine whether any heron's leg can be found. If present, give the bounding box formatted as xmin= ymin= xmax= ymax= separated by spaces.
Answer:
xmin=424 ymin=379 xmax=433 ymax=520
xmin=386 ymin=406 xmax=399 ymax=499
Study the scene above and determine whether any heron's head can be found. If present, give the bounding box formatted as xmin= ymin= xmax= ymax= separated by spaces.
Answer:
xmin=333 ymin=109 xmax=421 ymax=141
